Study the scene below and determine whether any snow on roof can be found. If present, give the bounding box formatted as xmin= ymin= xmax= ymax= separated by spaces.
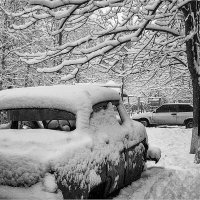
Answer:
xmin=76 ymin=81 xmax=122 ymax=88
xmin=0 ymin=84 xmax=120 ymax=113
xmin=163 ymin=103 xmax=192 ymax=105
xmin=0 ymin=85 xmax=121 ymax=130
xmin=76 ymin=81 xmax=122 ymax=94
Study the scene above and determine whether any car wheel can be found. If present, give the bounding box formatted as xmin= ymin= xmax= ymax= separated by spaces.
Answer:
xmin=185 ymin=120 xmax=193 ymax=129
xmin=139 ymin=119 xmax=149 ymax=127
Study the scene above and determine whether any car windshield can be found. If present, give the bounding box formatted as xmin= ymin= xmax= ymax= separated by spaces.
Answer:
xmin=0 ymin=108 xmax=76 ymax=132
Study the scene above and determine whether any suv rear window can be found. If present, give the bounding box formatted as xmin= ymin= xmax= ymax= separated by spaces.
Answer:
xmin=177 ymin=104 xmax=193 ymax=112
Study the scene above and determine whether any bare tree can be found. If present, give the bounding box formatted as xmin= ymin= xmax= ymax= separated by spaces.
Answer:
xmin=182 ymin=1 xmax=200 ymax=158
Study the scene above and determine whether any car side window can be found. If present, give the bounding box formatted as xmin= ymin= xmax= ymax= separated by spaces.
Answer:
xmin=156 ymin=105 xmax=170 ymax=113
xmin=156 ymin=105 xmax=177 ymax=113
xmin=169 ymin=105 xmax=177 ymax=112
xmin=178 ymin=105 xmax=193 ymax=112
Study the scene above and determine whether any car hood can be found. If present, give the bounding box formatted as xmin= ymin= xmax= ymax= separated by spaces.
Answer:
xmin=132 ymin=112 xmax=152 ymax=120
xmin=0 ymin=129 xmax=92 ymax=187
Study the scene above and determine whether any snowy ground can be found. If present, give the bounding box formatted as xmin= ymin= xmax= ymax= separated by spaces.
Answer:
xmin=115 ymin=126 xmax=200 ymax=200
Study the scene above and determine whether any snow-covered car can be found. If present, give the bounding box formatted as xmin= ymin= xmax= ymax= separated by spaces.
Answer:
xmin=132 ymin=103 xmax=193 ymax=128
xmin=0 ymin=85 xmax=160 ymax=199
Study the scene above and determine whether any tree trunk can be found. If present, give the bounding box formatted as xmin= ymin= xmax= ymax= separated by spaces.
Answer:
xmin=183 ymin=2 xmax=200 ymax=156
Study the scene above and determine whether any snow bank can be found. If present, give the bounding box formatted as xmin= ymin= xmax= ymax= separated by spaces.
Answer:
xmin=0 ymin=183 xmax=63 ymax=200
xmin=147 ymin=127 xmax=196 ymax=169
xmin=117 ymin=167 xmax=200 ymax=200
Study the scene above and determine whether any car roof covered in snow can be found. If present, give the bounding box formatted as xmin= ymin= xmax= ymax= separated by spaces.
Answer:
xmin=161 ymin=103 xmax=193 ymax=106
xmin=0 ymin=84 xmax=120 ymax=114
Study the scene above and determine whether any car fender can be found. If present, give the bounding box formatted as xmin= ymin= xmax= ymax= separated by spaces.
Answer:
xmin=132 ymin=113 xmax=153 ymax=125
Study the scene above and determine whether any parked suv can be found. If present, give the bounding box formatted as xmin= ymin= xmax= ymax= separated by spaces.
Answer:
xmin=132 ymin=103 xmax=193 ymax=128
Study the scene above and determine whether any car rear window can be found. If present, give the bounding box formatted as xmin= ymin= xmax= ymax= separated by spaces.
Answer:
xmin=91 ymin=100 xmax=122 ymax=126
xmin=177 ymin=105 xmax=193 ymax=112
xmin=0 ymin=108 xmax=76 ymax=132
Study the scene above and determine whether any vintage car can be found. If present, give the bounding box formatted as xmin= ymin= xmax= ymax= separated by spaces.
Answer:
xmin=0 ymin=85 xmax=160 ymax=199
xmin=132 ymin=103 xmax=193 ymax=128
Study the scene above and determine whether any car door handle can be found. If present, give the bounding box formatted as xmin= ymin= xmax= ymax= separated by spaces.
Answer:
xmin=171 ymin=113 xmax=177 ymax=115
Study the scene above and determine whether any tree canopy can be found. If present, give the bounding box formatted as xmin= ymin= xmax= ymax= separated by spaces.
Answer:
xmin=4 ymin=0 xmax=192 ymax=76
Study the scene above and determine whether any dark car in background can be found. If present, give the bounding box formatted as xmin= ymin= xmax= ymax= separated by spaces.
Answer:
xmin=132 ymin=103 xmax=193 ymax=128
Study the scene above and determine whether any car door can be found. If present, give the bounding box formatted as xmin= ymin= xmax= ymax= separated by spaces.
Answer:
xmin=176 ymin=104 xmax=193 ymax=125
xmin=123 ymin=139 xmax=147 ymax=186
xmin=152 ymin=104 xmax=177 ymax=125
xmin=90 ymin=101 xmax=126 ymax=196
xmin=90 ymin=101 xmax=147 ymax=196
xmin=115 ymin=102 xmax=147 ymax=187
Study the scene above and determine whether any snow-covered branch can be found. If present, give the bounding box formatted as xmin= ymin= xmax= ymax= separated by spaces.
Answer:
xmin=6 ymin=0 xmax=189 ymax=80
